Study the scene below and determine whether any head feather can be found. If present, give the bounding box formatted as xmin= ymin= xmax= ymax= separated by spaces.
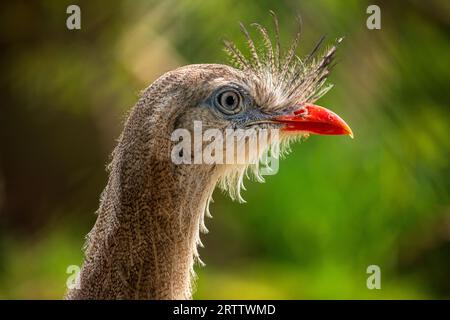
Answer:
xmin=224 ymin=12 xmax=343 ymax=109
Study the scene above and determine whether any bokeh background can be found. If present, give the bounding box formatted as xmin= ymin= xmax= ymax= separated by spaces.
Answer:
xmin=0 ymin=0 xmax=449 ymax=299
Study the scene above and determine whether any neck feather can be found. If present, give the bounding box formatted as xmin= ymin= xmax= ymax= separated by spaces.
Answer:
xmin=67 ymin=156 xmax=215 ymax=299
xmin=66 ymin=101 xmax=217 ymax=299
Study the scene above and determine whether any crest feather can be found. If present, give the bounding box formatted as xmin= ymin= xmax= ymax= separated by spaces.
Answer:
xmin=224 ymin=12 xmax=343 ymax=107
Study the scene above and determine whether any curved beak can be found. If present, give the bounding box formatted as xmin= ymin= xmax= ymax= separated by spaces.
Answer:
xmin=273 ymin=103 xmax=353 ymax=138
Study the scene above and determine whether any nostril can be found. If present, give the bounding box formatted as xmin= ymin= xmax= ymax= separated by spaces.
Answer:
xmin=293 ymin=107 xmax=307 ymax=116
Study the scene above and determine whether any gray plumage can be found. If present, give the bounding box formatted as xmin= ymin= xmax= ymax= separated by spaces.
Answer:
xmin=66 ymin=13 xmax=342 ymax=300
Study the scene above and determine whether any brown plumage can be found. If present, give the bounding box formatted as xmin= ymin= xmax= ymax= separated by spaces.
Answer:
xmin=66 ymin=13 xmax=350 ymax=300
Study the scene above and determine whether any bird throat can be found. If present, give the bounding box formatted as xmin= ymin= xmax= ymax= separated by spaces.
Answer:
xmin=66 ymin=126 xmax=217 ymax=300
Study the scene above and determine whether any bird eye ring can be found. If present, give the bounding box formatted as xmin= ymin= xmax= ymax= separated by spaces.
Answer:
xmin=215 ymin=89 xmax=243 ymax=115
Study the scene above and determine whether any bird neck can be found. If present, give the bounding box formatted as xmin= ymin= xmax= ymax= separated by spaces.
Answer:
xmin=67 ymin=130 xmax=217 ymax=300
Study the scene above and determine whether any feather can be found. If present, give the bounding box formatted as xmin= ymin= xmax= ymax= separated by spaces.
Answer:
xmin=223 ymin=39 xmax=250 ymax=70
xmin=224 ymin=12 xmax=342 ymax=110
xmin=239 ymin=22 xmax=261 ymax=71
xmin=251 ymin=22 xmax=274 ymax=73
xmin=269 ymin=10 xmax=281 ymax=72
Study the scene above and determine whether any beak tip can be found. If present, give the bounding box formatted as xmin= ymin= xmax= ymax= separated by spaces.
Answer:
xmin=347 ymin=128 xmax=354 ymax=139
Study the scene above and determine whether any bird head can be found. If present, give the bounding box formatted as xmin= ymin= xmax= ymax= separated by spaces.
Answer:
xmin=134 ymin=13 xmax=352 ymax=202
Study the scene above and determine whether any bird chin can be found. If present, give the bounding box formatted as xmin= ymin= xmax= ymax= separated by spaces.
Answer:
xmin=281 ymin=130 xmax=311 ymax=138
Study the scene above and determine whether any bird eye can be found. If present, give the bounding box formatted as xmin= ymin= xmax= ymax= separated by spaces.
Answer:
xmin=215 ymin=89 xmax=243 ymax=115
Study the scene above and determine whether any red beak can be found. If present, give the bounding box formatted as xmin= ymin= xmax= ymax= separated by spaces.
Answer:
xmin=273 ymin=103 xmax=353 ymax=138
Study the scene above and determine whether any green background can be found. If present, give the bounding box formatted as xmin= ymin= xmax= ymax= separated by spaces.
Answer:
xmin=0 ymin=0 xmax=449 ymax=299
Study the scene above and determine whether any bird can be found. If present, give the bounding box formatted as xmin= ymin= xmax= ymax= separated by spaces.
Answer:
xmin=66 ymin=12 xmax=352 ymax=300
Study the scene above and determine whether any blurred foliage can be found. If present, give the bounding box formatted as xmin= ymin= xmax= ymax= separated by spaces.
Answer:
xmin=0 ymin=0 xmax=449 ymax=299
